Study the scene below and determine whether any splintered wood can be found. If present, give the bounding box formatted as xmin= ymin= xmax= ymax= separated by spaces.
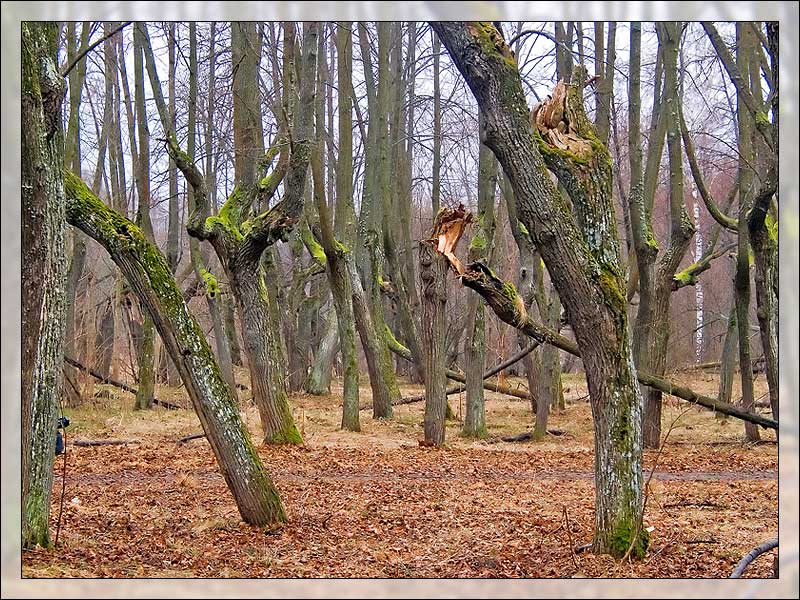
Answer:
xmin=426 ymin=204 xmax=473 ymax=275
xmin=532 ymin=80 xmax=593 ymax=157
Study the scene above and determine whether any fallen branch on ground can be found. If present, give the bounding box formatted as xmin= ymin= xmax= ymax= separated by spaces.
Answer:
xmin=371 ymin=337 xmax=539 ymax=411
xmin=177 ymin=433 xmax=207 ymax=444
xmin=64 ymin=356 xmax=183 ymax=410
xmin=502 ymin=429 xmax=566 ymax=442
xmin=72 ymin=439 xmax=141 ymax=447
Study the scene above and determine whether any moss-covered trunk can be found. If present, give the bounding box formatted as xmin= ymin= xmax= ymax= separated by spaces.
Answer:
xmin=433 ymin=22 xmax=647 ymax=558
xmin=22 ymin=21 xmax=67 ymax=549
xmin=65 ymin=172 xmax=286 ymax=526
xmin=750 ymin=208 xmax=778 ymax=423
xmin=231 ymin=260 xmax=301 ymax=445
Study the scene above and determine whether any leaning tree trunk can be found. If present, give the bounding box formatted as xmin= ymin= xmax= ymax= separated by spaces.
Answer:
xmin=65 ymin=171 xmax=286 ymax=526
xmin=22 ymin=21 xmax=67 ymax=549
xmin=432 ymin=22 xmax=647 ymax=558
xmin=139 ymin=22 xmax=319 ymax=444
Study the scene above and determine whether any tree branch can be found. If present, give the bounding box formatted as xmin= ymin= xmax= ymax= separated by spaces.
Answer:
xmin=428 ymin=206 xmax=777 ymax=431
xmin=61 ymin=21 xmax=132 ymax=78
xmin=702 ymin=22 xmax=774 ymax=151
xmin=679 ymin=105 xmax=739 ymax=232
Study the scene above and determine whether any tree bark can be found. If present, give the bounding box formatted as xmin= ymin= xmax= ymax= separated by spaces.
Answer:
xmin=734 ymin=23 xmax=760 ymax=442
xmin=463 ymin=112 xmax=498 ymax=438
xmin=433 ymin=22 xmax=647 ymax=558
xmin=22 ymin=21 xmax=67 ymax=549
xmin=420 ymin=219 xmax=450 ymax=447
xmin=65 ymin=171 xmax=286 ymax=526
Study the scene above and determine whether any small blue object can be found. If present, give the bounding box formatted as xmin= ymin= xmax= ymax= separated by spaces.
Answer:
xmin=55 ymin=416 xmax=69 ymax=455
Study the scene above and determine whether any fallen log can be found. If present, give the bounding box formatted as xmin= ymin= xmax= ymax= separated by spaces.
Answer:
xmin=64 ymin=356 xmax=183 ymax=410
xmin=364 ymin=339 xmax=540 ymax=410
xmin=491 ymin=429 xmax=566 ymax=443
xmin=680 ymin=357 xmax=765 ymax=373
xmin=72 ymin=439 xmax=141 ymax=447
xmin=176 ymin=432 xmax=207 ymax=444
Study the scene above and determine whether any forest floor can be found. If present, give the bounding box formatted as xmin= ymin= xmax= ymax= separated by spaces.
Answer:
xmin=22 ymin=368 xmax=778 ymax=578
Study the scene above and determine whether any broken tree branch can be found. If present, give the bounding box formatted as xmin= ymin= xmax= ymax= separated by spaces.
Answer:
xmin=429 ymin=209 xmax=778 ymax=431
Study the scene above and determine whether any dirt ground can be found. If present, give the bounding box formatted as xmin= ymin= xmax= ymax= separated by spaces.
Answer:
xmin=22 ymin=368 xmax=778 ymax=578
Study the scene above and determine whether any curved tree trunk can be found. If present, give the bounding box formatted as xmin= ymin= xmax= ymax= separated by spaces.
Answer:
xmin=432 ymin=22 xmax=647 ymax=558
xmin=65 ymin=172 xmax=286 ymax=526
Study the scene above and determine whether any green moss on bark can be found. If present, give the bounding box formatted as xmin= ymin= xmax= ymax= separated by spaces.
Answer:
xmin=264 ymin=423 xmax=303 ymax=445
xmin=606 ymin=521 xmax=649 ymax=560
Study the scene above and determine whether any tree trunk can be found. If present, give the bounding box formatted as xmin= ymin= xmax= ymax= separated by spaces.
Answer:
xmin=420 ymin=231 xmax=449 ymax=447
xmin=463 ymin=113 xmax=497 ymax=438
xmin=432 ymin=23 xmax=647 ymax=558
xmin=63 ymin=22 xmax=90 ymax=384
xmin=535 ymin=285 xmax=560 ymax=439
xmin=22 ymin=21 xmax=67 ymax=548
xmin=734 ymin=23 xmax=760 ymax=442
xmin=166 ymin=22 xmax=179 ymax=273
xmin=308 ymin=28 xmax=361 ymax=430
xmin=223 ymin=298 xmax=243 ymax=367
xmin=305 ymin=308 xmax=338 ymax=395
xmin=432 ymin=30 xmax=442 ymax=215
xmin=717 ymin=301 xmax=738 ymax=410
xmin=501 ymin=172 xmax=543 ymax=419
xmin=642 ymin=22 xmax=696 ymax=448
xmin=65 ymin=172 xmax=287 ymax=525
xmin=132 ymin=21 xmax=157 ymax=410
